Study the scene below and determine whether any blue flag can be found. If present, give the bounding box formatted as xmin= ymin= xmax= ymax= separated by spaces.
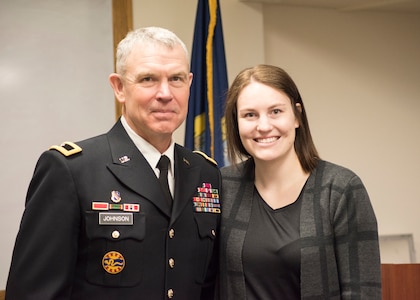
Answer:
xmin=185 ymin=0 xmax=228 ymax=167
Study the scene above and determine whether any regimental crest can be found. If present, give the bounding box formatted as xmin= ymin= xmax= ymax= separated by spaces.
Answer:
xmin=111 ymin=190 xmax=121 ymax=203
xmin=102 ymin=251 xmax=125 ymax=274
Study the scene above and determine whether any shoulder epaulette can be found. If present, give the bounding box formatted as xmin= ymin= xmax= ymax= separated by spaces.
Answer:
xmin=49 ymin=141 xmax=82 ymax=157
xmin=193 ymin=150 xmax=218 ymax=167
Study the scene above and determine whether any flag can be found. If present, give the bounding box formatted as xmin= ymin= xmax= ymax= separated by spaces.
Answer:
xmin=185 ymin=0 xmax=228 ymax=167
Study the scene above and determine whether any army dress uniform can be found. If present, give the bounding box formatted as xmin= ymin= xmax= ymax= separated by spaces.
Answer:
xmin=6 ymin=120 xmax=221 ymax=300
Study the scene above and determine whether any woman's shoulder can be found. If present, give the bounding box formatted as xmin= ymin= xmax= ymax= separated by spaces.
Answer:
xmin=220 ymin=159 xmax=253 ymax=178
xmin=315 ymin=160 xmax=362 ymax=185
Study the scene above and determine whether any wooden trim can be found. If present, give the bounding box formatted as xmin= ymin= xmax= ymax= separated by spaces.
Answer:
xmin=112 ymin=0 xmax=133 ymax=120
xmin=382 ymin=264 xmax=420 ymax=299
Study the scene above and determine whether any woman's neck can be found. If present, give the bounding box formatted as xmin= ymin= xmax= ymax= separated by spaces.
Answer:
xmin=253 ymin=153 xmax=309 ymax=209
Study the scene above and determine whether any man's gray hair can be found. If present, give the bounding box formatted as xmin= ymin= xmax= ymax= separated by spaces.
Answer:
xmin=115 ymin=26 xmax=189 ymax=76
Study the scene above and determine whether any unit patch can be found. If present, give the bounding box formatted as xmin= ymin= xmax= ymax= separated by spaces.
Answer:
xmin=102 ymin=251 xmax=125 ymax=274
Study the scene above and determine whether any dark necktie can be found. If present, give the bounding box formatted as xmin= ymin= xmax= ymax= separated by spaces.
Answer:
xmin=157 ymin=155 xmax=173 ymax=207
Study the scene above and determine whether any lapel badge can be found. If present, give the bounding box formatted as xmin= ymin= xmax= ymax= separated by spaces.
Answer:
xmin=111 ymin=190 xmax=122 ymax=203
xmin=193 ymin=183 xmax=221 ymax=213
xmin=102 ymin=251 xmax=125 ymax=274
xmin=183 ymin=157 xmax=190 ymax=166
xmin=119 ymin=155 xmax=130 ymax=163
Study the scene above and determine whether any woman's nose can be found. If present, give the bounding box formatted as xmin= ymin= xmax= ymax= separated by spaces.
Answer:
xmin=256 ymin=116 xmax=272 ymax=131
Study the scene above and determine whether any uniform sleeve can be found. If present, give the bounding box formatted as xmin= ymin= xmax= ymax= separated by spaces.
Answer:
xmin=332 ymin=175 xmax=382 ymax=299
xmin=6 ymin=150 xmax=80 ymax=299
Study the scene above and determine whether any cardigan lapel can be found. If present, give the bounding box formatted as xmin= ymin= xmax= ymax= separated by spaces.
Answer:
xmin=220 ymin=160 xmax=255 ymax=299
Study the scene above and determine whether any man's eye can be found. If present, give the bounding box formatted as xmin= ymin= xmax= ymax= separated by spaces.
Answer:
xmin=171 ymin=76 xmax=185 ymax=82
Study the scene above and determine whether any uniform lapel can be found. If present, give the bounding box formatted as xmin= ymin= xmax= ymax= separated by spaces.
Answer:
xmin=171 ymin=146 xmax=201 ymax=222
xmin=105 ymin=121 xmax=171 ymax=217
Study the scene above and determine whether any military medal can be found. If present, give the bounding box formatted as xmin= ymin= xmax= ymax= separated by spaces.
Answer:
xmin=92 ymin=201 xmax=140 ymax=213
xmin=123 ymin=203 xmax=140 ymax=212
xmin=92 ymin=202 xmax=109 ymax=210
xmin=109 ymin=203 xmax=123 ymax=210
xmin=92 ymin=191 xmax=140 ymax=215
xmin=193 ymin=183 xmax=221 ymax=213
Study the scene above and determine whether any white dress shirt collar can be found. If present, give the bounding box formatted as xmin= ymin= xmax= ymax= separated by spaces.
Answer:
xmin=120 ymin=116 xmax=175 ymax=182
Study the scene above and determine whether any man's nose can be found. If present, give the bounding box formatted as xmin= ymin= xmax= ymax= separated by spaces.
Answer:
xmin=156 ymin=80 xmax=172 ymax=100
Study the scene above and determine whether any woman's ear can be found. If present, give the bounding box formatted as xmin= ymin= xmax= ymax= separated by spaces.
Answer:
xmin=295 ymin=103 xmax=302 ymax=113
xmin=109 ymin=73 xmax=125 ymax=104
xmin=295 ymin=103 xmax=302 ymax=129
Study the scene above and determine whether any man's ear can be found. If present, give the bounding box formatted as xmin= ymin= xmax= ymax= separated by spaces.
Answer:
xmin=109 ymin=73 xmax=125 ymax=103
xmin=188 ymin=72 xmax=193 ymax=88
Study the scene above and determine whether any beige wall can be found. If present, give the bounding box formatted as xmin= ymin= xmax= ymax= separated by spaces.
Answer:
xmin=1 ymin=0 xmax=418 ymax=290
xmin=134 ymin=0 xmax=420 ymax=262
xmin=0 ymin=0 xmax=115 ymax=289
xmin=263 ymin=6 xmax=420 ymax=262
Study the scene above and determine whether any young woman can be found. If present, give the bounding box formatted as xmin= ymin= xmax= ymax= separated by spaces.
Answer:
xmin=219 ymin=64 xmax=381 ymax=299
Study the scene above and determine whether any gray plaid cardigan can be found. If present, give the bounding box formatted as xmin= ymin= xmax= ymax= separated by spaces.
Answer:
xmin=219 ymin=159 xmax=381 ymax=299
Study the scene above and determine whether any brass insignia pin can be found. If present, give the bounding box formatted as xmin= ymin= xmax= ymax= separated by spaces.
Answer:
xmin=119 ymin=155 xmax=130 ymax=163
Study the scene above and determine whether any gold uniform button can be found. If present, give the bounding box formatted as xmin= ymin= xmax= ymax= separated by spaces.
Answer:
xmin=169 ymin=229 xmax=175 ymax=238
xmin=167 ymin=289 xmax=174 ymax=298
xmin=112 ymin=230 xmax=120 ymax=239
xmin=169 ymin=258 xmax=175 ymax=268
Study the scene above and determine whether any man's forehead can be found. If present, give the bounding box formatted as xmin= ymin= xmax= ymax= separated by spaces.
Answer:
xmin=131 ymin=64 xmax=189 ymax=75
xmin=126 ymin=50 xmax=188 ymax=71
xmin=130 ymin=43 xmax=188 ymax=61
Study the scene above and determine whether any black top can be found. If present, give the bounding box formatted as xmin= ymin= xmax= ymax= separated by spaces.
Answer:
xmin=243 ymin=187 xmax=302 ymax=299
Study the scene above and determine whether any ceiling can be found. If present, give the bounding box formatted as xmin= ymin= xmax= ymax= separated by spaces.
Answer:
xmin=239 ymin=0 xmax=420 ymax=14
